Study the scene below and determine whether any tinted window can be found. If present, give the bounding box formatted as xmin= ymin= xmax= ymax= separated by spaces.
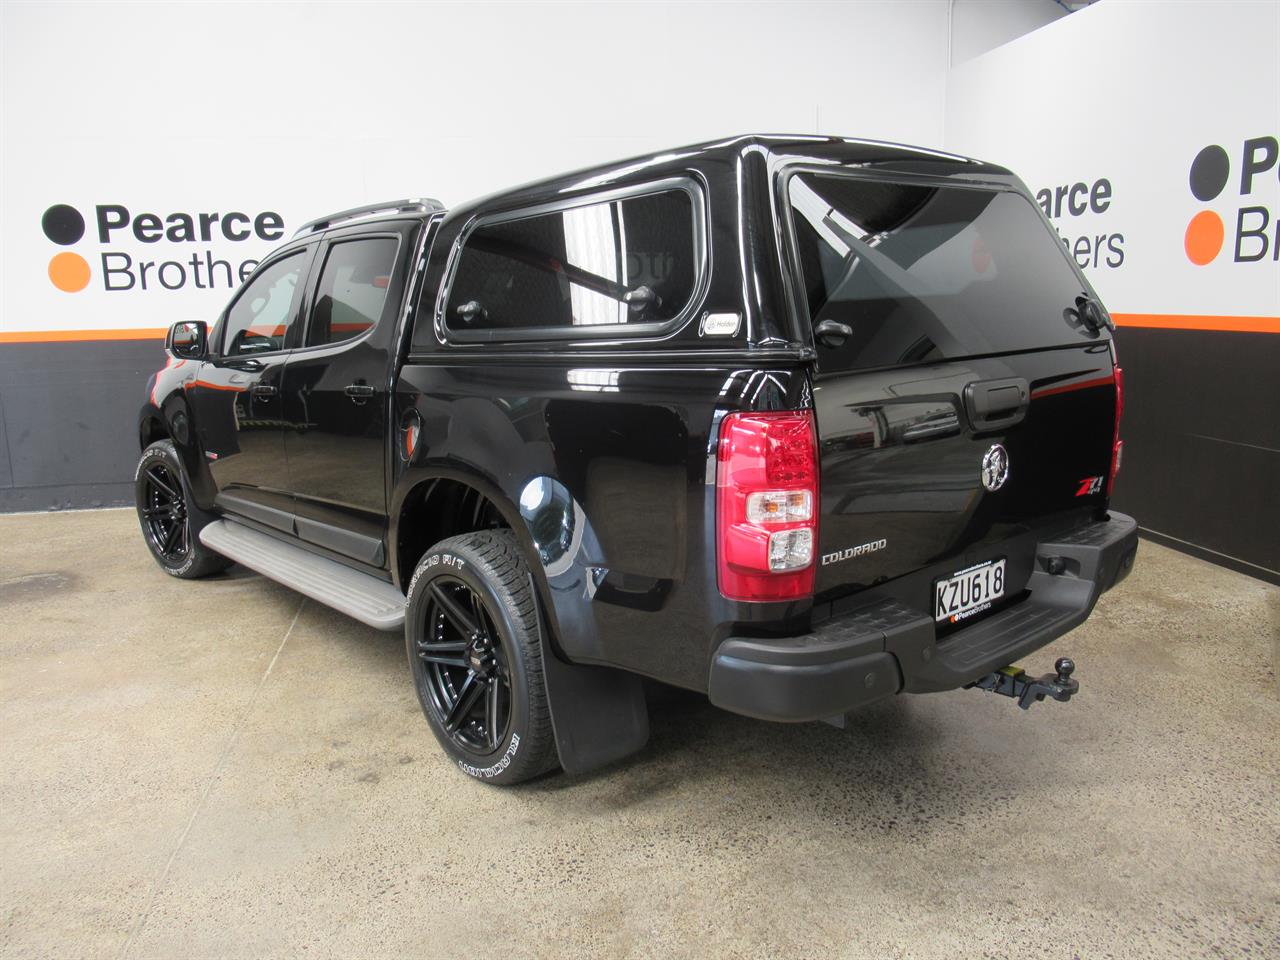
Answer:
xmin=222 ymin=251 xmax=306 ymax=356
xmin=789 ymin=174 xmax=1096 ymax=372
xmin=443 ymin=188 xmax=697 ymax=337
xmin=307 ymin=237 xmax=399 ymax=347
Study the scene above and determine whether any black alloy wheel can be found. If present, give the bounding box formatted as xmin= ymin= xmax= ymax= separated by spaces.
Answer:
xmin=134 ymin=439 xmax=232 ymax=579
xmin=404 ymin=530 xmax=558 ymax=784
xmin=416 ymin=576 xmax=512 ymax=753
xmin=140 ymin=461 xmax=190 ymax=562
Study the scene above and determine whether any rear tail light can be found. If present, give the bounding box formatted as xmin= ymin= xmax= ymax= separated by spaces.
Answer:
xmin=716 ymin=410 xmax=819 ymax=601
xmin=1107 ymin=365 xmax=1124 ymax=497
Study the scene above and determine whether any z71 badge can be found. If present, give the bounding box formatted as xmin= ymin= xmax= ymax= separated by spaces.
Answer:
xmin=1076 ymin=475 xmax=1104 ymax=497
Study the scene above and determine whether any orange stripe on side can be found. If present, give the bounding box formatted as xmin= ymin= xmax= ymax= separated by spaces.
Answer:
xmin=1112 ymin=314 xmax=1280 ymax=334
xmin=3 ymin=313 xmax=1277 ymax=343
xmin=1031 ymin=374 xmax=1115 ymax=401
xmin=0 ymin=328 xmax=168 ymax=343
xmin=183 ymin=380 xmax=246 ymax=393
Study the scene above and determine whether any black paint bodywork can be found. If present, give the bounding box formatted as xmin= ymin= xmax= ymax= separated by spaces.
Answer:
xmin=140 ymin=135 xmax=1134 ymax=739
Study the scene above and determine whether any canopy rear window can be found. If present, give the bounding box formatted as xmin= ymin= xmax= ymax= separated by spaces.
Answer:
xmin=788 ymin=173 xmax=1101 ymax=370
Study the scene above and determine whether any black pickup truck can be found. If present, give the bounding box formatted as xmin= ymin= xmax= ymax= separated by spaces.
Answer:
xmin=136 ymin=135 xmax=1137 ymax=784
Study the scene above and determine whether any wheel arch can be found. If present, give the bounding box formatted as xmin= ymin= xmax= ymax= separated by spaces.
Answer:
xmin=139 ymin=408 xmax=168 ymax=450
xmin=391 ymin=462 xmax=537 ymax=594
xmin=391 ymin=460 xmax=650 ymax=776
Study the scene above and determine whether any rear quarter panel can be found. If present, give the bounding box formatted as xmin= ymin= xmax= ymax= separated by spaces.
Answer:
xmin=392 ymin=361 xmax=809 ymax=690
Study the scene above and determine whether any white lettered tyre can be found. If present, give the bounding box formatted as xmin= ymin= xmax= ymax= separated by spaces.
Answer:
xmin=405 ymin=530 xmax=558 ymax=785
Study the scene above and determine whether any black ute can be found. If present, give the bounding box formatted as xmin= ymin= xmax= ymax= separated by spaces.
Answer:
xmin=136 ymin=136 xmax=1138 ymax=784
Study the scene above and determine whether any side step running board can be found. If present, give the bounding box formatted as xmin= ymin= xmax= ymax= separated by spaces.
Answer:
xmin=200 ymin=519 xmax=405 ymax=631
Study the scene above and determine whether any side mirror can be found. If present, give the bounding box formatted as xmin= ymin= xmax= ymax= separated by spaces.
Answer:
xmin=166 ymin=320 xmax=208 ymax=359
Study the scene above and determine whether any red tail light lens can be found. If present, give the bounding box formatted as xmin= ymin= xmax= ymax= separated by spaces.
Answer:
xmin=1107 ymin=365 xmax=1124 ymax=497
xmin=716 ymin=411 xmax=819 ymax=601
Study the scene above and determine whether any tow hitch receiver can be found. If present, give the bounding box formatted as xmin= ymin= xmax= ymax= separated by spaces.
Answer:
xmin=970 ymin=657 xmax=1078 ymax=710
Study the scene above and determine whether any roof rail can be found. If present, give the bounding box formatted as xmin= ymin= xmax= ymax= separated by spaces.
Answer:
xmin=292 ymin=198 xmax=446 ymax=238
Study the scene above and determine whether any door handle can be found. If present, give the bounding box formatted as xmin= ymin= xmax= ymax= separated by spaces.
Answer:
xmin=963 ymin=377 xmax=1029 ymax=432
xmin=251 ymin=384 xmax=278 ymax=398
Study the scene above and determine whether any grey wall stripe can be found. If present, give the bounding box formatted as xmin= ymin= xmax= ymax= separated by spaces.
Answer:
xmin=2 ymin=333 xmax=1276 ymax=583
xmin=0 ymin=340 xmax=164 ymax=510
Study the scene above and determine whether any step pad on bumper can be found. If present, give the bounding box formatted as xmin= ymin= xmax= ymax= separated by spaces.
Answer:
xmin=200 ymin=519 xmax=405 ymax=630
xmin=937 ymin=601 xmax=1076 ymax=674
xmin=708 ymin=598 xmax=932 ymax=723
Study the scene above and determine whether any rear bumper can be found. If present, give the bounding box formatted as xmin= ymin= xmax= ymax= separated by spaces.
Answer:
xmin=708 ymin=511 xmax=1138 ymax=722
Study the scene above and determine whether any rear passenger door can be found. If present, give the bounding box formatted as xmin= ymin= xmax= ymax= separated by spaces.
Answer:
xmin=280 ymin=222 xmax=416 ymax=567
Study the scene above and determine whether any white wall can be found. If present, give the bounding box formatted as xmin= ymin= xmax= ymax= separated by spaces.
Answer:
xmin=946 ymin=0 xmax=1280 ymax=321
xmin=949 ymin=0 xmax=1066 ymax=64
xmin=1 ymin=0 xmax=951 ymax=337
xmin=945 ymin=0 xmax=1279 ymax=578
xmin=13 ymin=0 xmax=1270 ymax=339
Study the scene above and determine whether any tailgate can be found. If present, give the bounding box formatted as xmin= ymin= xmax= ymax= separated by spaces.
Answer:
xmin=784 ymin=169 xmax=1118 ymax=606
xmin=812 ymin=345 xmax=1117 ymax=600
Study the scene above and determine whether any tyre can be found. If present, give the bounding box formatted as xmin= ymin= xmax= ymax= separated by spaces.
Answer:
xmin=134 ymin=439 xmax=232 ymax=579
xmin=405 ymin=530 xmax=559 ymax=785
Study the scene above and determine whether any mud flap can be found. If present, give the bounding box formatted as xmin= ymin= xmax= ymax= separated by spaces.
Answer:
xmin=540 ymin=633 xmax=650 ymax=775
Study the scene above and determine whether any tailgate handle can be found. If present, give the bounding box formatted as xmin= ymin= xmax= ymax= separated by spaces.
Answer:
xmin=964 ymin=377 xmax=1029 ymax=432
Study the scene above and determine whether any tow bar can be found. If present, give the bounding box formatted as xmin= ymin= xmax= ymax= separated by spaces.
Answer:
xmin=969 ymin=657 xmax=1078 ymax=710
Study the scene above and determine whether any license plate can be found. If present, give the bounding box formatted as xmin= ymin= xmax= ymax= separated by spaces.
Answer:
xmin=934 ymin=559 xmax=1006 ymax=624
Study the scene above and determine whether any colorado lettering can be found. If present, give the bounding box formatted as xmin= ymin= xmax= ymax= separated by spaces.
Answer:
xmin=821 ymin=539 xmax=887 ymax=566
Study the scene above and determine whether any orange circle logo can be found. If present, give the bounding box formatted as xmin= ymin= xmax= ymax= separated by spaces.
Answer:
xmin=48 ymin=251 xmax=91 ymax=292
xmin=1184 ymin=210 xmax=1224 ymax=266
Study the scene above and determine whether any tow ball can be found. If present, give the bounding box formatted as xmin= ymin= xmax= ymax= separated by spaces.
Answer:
xmin=969 ymin=657 xmax=1078 ymax=710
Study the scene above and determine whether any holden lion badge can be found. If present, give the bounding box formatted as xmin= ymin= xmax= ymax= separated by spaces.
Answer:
xmin=981 ymin=444 xmax=1010 ymax=492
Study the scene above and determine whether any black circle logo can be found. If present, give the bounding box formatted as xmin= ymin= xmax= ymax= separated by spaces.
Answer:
xmin=1188 ymin=145 xmax=1229 ymax=202
xmin=42 ymin=204 xmax=86 ymax=245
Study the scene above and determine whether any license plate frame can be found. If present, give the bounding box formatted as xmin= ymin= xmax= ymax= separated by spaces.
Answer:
xmin=933 ymin=558 xmax=1007 ymax=624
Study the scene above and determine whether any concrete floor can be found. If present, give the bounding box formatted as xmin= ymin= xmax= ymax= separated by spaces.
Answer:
xmin=1 ymin=510 xmax=1276 ymax=959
